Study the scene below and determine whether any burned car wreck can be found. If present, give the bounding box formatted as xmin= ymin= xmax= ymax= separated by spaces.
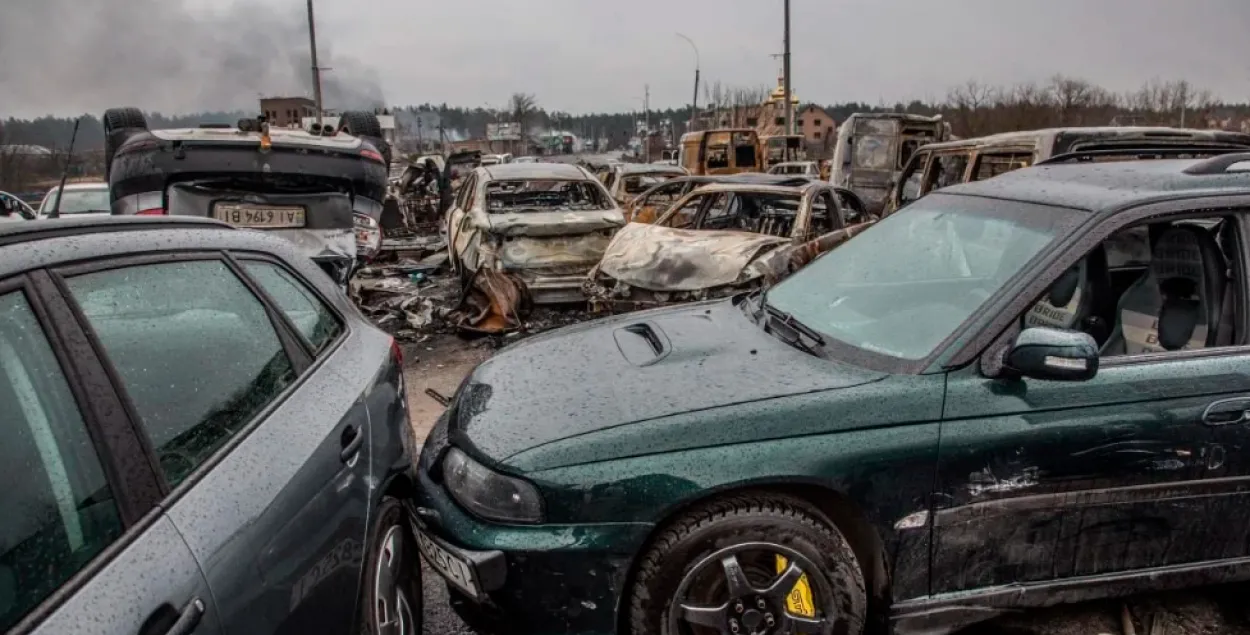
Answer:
xmin=103 ymin=107 xmax=391 ymax=286
xmin=586 ymin=181 xmax=870 ymax=309
xmin=445 ymin=162 xmax=624 ymax=329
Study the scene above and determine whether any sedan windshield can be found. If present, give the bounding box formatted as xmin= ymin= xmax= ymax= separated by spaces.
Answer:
xmin=765 ymin=194 xmax=1079 ymax=360
xmin=40 ymin=188 xmax=111 ymax=214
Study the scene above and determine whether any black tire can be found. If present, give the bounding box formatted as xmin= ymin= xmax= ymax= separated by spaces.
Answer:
xmin=358 ymin=496 xmax=422 ymax=635
xmin=629 ymin=494 xmax=867 ymax=635
xmin=102 ymin=107 xmax=147 ymax=181
xmin=340 ymin=111 xmax=393 ymax=167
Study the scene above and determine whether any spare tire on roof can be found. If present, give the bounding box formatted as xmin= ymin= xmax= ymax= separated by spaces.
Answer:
xmin=339 ymin=110 xmax=392 ymax=168
xmin=102 ymin=107 xmax=148 ymax=181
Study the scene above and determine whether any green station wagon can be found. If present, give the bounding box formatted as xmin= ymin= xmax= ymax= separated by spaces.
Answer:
xmin=415 ymin=153 xmax=1250 ymax=635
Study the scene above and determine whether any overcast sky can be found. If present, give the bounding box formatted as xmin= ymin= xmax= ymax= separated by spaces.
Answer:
xmin=4 ymin=0 xmax=1250 ymax=118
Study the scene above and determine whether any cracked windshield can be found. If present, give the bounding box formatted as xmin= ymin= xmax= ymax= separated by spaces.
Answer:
xmin=6 ymin=1 xmax=1250 ymax=634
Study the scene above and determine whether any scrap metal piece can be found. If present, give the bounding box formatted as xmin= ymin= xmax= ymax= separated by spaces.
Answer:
xmin=424 ymin=388 xmax=451 ymax=407
xmin=455 ymin=269 xmax=532 ymax=334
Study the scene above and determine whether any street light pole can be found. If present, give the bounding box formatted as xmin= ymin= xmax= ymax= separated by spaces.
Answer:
xmin=676 ymin=33 xmax=701 ymax=132
xmin=644 ymin=84 xmax=651 ymax=163
xmin=306 ymin=0 xmax=324 ymax=124
xmin=783 ymin=0 xmax=793 ymax=136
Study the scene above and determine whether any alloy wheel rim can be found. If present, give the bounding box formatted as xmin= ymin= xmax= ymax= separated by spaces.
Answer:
xmin=373 ymin=525 xmax=412 ymax=635
xmin=667 ymin=542 xmax=834 ymax=635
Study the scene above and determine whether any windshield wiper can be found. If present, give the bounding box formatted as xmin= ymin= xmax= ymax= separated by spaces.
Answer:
xmin=749 ymin=284 xmax=826 ymax=356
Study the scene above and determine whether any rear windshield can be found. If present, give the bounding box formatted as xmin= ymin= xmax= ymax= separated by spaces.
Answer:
xmin=623 ymin=173 xmax=681 ymax=195
xmin=40 ymin=189 xmax=111 ymax=214
xmin=485 ymin=179 xmax=612 ymax=212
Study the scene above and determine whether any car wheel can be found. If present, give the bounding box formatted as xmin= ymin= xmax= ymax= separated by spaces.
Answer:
xmin=102 ymin=107 xmax=148 ymax=181
xmin=340 ymin=111 xmax=393 ymax=168
xmin=359 ymin=496 xmax=422 ymax=635
xmin=629 ymin=494 xmax=866 ymax=635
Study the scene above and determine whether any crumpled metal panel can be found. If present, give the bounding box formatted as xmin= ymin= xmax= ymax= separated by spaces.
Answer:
xmin=593 ymin=222 xmax=790 ymax=292
xmin=483 ymin=210 xmax=624 ymax=237
xmin=456 ymin=269 xmax=530 ymax=334
xmin=497 ymin=233 xmax=613 ymax=274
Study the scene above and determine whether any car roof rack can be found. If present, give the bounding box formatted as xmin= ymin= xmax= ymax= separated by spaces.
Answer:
xmin=1181 ymin=152 xmax=1250 ymax=175
xmin=1038 ymin=146 xmax=1249 ymax=165
xmin=0 ymin=216 xmax=232 ymax=248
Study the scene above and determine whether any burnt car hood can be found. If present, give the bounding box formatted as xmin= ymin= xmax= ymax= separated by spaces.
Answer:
xmin=483 ymin=209 xmax=625 ymax=237
xmin=449 ymin=299 xmax=885 ymax=466
xmin=593 ymin=222 xmax=790 ymax=291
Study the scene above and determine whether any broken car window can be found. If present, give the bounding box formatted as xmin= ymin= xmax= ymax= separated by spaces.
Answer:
xmin=765 ymin=195 xmax=1076 ymax=360
xmin=931 ymin=154 xmax=970 ymax=190
xmin=973 ymin=152 xmax=1033 ymax=181
xmin=701 ymin=192 xmax=801 ymax=238
xmin=624 ymin=174 xmax=679 ymax=195
xmin=485 ymin=179 xmax=611 ymax=212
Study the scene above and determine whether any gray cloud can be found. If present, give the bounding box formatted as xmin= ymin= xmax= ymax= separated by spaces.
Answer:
xmin=0 ymin=0 xmax=384 ymax=118
xmin=4 ymin=0 xmax=1250 ymax=118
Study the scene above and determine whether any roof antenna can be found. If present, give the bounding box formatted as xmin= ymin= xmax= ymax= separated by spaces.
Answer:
xmin=48 ymin=117 xmax=81 ymax=219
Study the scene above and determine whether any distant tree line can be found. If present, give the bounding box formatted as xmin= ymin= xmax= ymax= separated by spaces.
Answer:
xmin=4 ymin=77 xmax=1246 ymax=158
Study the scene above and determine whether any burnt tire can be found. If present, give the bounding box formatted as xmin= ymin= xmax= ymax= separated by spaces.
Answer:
xmin=629 ymin=494 xmax=866 ymax=635
xmin=358 ymin=496 xmax=422 ymax=635
xmin=102 ymin=107 xmax=148 ymax=181
xmin=340 ymin=110 xmax=392 ymax=167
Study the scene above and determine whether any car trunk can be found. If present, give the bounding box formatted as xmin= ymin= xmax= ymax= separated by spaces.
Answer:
xmin=167 ymin=179 xmax=356 ymax=284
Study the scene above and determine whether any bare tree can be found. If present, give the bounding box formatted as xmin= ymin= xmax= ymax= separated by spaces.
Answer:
xmin=946 ymin=80 xmax=995 ymax=136
xmin=508 ymin=93 xmax=539 ymax=148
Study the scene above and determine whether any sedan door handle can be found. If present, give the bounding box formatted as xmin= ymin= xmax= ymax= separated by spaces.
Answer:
xmin=1202 ymin=398 xmax=1250 ymax=426
xmin=340 ymin=425 xmax=364 ymax=463
xmin=159 ymin=598 xmax=204 ymax=635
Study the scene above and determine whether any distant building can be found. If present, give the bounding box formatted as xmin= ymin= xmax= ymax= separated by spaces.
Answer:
xmin=260 ymin=97 xmax=316 ymax=128
xmin=797 ymin=105 xmax=835 ymax=145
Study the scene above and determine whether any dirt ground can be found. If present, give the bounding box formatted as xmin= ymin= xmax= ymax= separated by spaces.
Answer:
xmin=402 ymin=333 xmax=1250 ymax=635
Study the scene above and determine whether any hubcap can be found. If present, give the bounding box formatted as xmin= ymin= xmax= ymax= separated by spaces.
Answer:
xmin=668 ymin=542 xmax=834 ymax=635
xmin=373 ymin=525 xmax=412 ymax=635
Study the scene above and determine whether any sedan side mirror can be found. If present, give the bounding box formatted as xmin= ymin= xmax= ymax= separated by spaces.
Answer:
xmin=1005 ymin=327 xmax=1099 ymax=381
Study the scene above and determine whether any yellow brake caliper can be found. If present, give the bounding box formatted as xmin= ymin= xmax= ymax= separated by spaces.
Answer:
xmin=774 ymin=556 xmax=815 ymax=618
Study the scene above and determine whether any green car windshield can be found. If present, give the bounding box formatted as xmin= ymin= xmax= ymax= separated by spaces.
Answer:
xmin=765 ymin=193 xmax=1080 ymax=361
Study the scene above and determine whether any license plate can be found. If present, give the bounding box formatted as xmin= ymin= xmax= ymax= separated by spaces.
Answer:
xmin=416 ymin=529 xmax=479 ymax=598
xmin=213 ymin=203 xmax=306 ymax=228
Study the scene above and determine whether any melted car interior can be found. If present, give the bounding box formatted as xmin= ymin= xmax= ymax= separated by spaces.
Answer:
xmin=485 ymin=179 xmax=612 ymax=212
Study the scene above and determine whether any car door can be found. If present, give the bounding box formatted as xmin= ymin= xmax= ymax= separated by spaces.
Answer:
xmin=446 ymin=174 xmax=477 ymax=272
xmin=889 ymin=150 xmax=931 ymax=214
xmin=54 ymin=254 xmax=373 ymax=635
xmin=931 ymin=209 xmax=1250 ymax=595
xmin=0 ymin=274 xmax=222 ymax=635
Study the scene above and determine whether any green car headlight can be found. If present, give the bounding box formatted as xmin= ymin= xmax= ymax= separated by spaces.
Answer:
xmin=442 ymin=448 xmax=544 ymax=524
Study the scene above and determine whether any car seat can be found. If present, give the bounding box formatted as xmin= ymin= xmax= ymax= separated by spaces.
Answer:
xmin=1101 ymin=225 xmax=1230 ymax=355
xmin=1023 ymin=245 xmax=1112 ymax=340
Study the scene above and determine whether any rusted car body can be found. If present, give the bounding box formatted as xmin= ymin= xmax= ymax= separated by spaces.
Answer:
xmin=678 ymin=128 xmax=763 ymax=175
xmin=885 ymin=126 xmax=1250 ymax=215
xmin=445 ymin=163 xmax=625 ymax=305
xmin=624 ymin=173 xmax=872 ymax=226
xmin=602 ymin=163 xmax=688 ymax=211
xmin=586 ymin=181 xmax=858 ymax=309
xmin=761 ymin=133 xmax=807 ymax=170
xmin=830 ymin=113 xmax=951 ymax=216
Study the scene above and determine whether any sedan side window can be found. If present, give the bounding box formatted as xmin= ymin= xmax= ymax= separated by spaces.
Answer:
xmin=664 ymin=194 xmax=710 ymax=229
xmin=0 ymin=291 xmax=122 ymax=631
xmin=243 ymin=261 xmax=343 ymax=354
xmin=66 ymin=260 xmax=297 ymax=487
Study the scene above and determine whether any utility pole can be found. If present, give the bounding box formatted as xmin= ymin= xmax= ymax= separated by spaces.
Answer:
xmin=306 ymin=0 xmax=324 ymax=124
xmin=644 ymin=85 xmax=651 ymax=162
xmin=417 ymin=117 xmax=424 ymax=152
xmin=677 ymin=33 xmax=701 ymax=132
xmin=783 ymin=0 xmax=793 ymax=136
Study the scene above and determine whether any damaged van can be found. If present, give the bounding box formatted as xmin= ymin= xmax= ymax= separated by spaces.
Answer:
xmin=602 ymin=163 xmax=688 ymax=209
xmin=830 ymin=113 xmax=951 ymax=216
xmin=885 ymin=126 xmax=1250 ymax=215
xmin=103 ymin=107 xmax=390 ymax=286
xmin=586 ymin=181 xmax=862 ymax=309
xmin=445 ymin=162 xmax=624 ymax=305
xmin=678 ymin=128 xmax=763 ymax=175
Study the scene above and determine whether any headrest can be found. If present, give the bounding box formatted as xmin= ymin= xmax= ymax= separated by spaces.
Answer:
xmin=1048 ymin=265 xmax=1081 ymax=307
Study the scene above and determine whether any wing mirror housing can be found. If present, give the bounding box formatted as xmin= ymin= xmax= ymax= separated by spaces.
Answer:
xmin=1005 ymin=327 xmax=1099 ymax=381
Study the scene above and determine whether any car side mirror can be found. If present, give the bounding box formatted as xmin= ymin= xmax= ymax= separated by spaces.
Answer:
xmin=1005 ymin=327 xmax=1099 ymax=381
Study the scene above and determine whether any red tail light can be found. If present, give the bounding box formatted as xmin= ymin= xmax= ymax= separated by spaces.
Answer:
xmin=361 ymin=149 xmax=385 ymax=164
xmin=137 ymin=208 xmax=167 ymax=216
xmin=390 ymin=337 xmax=403 ymax=366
